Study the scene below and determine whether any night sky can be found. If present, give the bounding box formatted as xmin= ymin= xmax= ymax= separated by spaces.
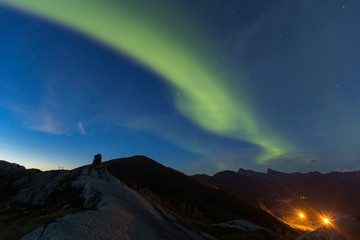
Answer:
xmin=1 ymin=0 xmax=360 ymax=174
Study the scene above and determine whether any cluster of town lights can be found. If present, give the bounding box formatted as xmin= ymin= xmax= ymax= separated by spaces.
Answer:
xmin=297 ymin=212 xmax=333 ymax=226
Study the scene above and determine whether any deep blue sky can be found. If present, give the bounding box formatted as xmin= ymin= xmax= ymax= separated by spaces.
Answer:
xmin=1 ymin=0 xmax=360 ymax=174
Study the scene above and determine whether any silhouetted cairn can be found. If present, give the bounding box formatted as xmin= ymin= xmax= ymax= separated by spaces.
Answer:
xmin=92 ymin=154 xmax=102 ymax=166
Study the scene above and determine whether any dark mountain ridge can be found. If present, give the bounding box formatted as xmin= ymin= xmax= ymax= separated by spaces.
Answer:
xmin=103 ymin=155 xmax=301 ymax=239
xmin=193 ymin=167 xmax=360 ymax=217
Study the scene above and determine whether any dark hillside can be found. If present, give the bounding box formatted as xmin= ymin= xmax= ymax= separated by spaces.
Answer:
xmin=104 ymin=156 xmax=300 ymax=239
xmin=193 ymin=168 xmax=360 ymax=216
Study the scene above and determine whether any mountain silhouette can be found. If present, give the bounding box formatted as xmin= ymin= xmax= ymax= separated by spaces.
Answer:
xmin=193 ymin=168 xmax=360 ymax=217
xmin=103 ymin=155 xmax=300 ymax=239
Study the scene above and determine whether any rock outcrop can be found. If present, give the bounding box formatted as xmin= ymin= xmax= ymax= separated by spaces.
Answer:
xmin=92 ymin=154 xmax=102 ymax=166
xmin=18 ymin=164 xmax=215 ymax=240
xmin=211 ymin=219 xmax=276 ymax=237
xmin=14 ymin=170 xmax=72 ymax=205
xmin=0 ymin=160 xmax=26 ymax=172
xmin=296 ymin=217 xmax=360 ymax=240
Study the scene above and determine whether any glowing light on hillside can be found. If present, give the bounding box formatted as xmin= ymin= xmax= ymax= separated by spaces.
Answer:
xmin=296 ymin=210 xmax=307 ymax=220
xmin=320 ymin=214 xmax=334 ymax=226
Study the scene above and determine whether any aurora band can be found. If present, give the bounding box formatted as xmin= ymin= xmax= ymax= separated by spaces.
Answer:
xmin=0 ymin=0 xmax=297 ymax=162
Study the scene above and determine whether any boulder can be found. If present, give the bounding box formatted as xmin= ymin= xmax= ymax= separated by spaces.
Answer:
xmin=92 ymin=154 xmax=102 ymax=166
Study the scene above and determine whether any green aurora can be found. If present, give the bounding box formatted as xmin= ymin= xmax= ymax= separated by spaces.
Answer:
xmin=0 ymin=0 xmax=297 ymax=163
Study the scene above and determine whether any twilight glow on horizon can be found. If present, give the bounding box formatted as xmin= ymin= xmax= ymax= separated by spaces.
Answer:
xmin=1 ymin=0 xmax=360 ymax=174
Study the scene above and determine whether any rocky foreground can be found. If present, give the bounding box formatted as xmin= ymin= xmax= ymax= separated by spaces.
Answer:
xmin=0 ymin=160 xmax=214 ymax=240
xmin=296 ymin=217 xmax=360 ymax=240
xmin=3 ymin=158 xmax=360 ymax=240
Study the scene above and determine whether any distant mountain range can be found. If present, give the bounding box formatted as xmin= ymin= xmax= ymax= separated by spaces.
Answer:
xmin=193 ymin=168 xmax=360 ymax=217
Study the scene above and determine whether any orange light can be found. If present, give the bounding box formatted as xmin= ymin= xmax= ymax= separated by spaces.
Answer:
xmin=299 ymin=213 xmax=305 ymax=218
xmin=323 ymin=218 xmax=329 ymax=224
